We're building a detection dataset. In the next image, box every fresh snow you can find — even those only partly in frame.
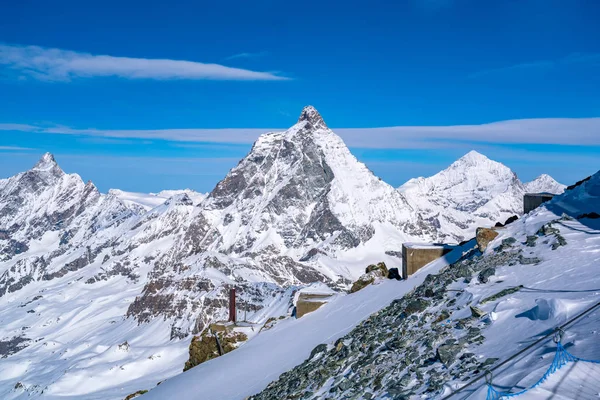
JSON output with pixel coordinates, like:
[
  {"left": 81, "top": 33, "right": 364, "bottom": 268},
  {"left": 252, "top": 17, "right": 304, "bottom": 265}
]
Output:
[
  {"left": 444, "top": 216, "right": 600, "bottom": 398},
  {"left": 142, "top": 241, "right": 475, "bottom": 400}
]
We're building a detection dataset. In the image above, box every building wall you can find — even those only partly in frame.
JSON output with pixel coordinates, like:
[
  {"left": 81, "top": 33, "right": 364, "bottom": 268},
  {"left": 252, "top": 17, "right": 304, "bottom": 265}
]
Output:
[
  {"left": 295, "top": 293, "right": 332, "bottom": 318},
  {"left": 524, "top": 194, "right": 555, "bottom": 214},
  {"left": 402, "top": 244, "right": 452, "bottom": 277}
]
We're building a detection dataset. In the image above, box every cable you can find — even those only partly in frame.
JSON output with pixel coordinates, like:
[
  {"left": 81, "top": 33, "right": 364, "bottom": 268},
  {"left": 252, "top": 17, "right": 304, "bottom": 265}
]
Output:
[{"left": 439, "top": 299, "right": 600, "bottom": 400}]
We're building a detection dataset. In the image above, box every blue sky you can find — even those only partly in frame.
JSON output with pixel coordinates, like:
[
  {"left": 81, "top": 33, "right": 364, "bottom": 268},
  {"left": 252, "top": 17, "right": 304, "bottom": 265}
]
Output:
[{"left": 0, "top": 0, "right": 598, "bottom": 192}]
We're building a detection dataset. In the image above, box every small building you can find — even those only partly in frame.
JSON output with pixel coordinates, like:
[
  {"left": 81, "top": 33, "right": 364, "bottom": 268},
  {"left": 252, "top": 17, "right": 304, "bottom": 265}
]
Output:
[
  {"left": 524, "top": 192, "right": 555, "bottom": 214},
  {"left": 402, "top": 243, "right": 455, "bottom": 278},
  {"left": 295, "top": 292, "right": 334, "bottom": 318}
]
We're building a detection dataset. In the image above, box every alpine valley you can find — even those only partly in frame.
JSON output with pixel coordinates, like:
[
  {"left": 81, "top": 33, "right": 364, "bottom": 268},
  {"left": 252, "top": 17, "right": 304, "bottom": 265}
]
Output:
[{"left": 0, "top": 107, "right": 568, "bottom": 399}]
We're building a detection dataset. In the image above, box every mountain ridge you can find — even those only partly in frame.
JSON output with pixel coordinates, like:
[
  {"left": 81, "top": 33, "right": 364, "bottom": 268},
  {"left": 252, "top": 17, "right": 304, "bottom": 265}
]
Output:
[{"left": 0, "top": 106, "right": 569, "bottom": 399}]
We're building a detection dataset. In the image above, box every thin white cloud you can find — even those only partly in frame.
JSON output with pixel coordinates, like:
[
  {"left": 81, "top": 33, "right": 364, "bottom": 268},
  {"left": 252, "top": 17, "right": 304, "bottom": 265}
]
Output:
[
  {"left": 224, "top": 51, "right": 268, "bottom": 61},
  {"left": 0, "top": 123, "right": 39, "bottom": 131},
  {"left": 0, "top": 44, "right": 289, "bottom": 82},
  {"left": 0, "top": 145, "right": 35, "bottom": 151},
  {"left": 1, "top": 117, "right": 599, "bottom": 148},
  {"left": 469, "top": 53, "right": 600, "bottom": 79},
  {"left": 336, "top": 118, "right": 600, "bottom": 147}
]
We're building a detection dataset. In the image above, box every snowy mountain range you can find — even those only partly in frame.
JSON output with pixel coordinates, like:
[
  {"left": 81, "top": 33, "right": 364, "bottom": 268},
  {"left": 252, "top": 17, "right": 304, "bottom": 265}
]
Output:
[
  {"left": 144, "top": 171, "right": 600, "bottom": 400},
  {"left": 398, "top": 151, "right": 566, "bottom": 242},
  {"left": 0, "top": 106, "right": 568, "bottom": 399}
]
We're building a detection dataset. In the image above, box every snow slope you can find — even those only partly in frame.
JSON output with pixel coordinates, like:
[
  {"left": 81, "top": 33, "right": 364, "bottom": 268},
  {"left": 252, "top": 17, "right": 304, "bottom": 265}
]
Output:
[
  {"left": 518, "top": 361, "right": 600, "bottom": 400},
  {"left": 446, "top": 212, "right": 600, "bottom": 398},
  {"left": 142, "top": 240, "right": 476, "bottom": 400},
  {"left": 232, "top": 170, "right": 600, "bottom": 400},
  {"left": 141, "top": 184, "right": 600, "bottom": 399}
]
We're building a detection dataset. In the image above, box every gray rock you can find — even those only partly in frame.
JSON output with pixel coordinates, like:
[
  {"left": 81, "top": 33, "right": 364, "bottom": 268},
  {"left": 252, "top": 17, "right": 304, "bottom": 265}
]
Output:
[
  {"left": 437, "top": 344, "right": 461, "bottom": 367},
  {"left": 478, "top": 267, "right": 496, "bottom": 283}
]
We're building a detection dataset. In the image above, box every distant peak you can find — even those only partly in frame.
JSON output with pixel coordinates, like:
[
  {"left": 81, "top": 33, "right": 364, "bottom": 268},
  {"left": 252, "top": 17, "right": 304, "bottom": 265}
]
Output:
[
  {"left": 450, "top": 150, "right": 510, "bottom": 172},
  {"left": 459, "top": 150, "right": 489, "bottom": 163},
  {"left": 534, "top": 174, "right": 553, "bottom": 181},
  {"left": 297, "top": 105, "right": 327, "bottom": 129}
]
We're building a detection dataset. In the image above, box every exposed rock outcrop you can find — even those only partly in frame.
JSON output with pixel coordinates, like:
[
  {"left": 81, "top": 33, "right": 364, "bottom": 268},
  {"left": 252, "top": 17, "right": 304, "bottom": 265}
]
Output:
[
  {"left": 183, "top": 326, "right": 248, "bottom": 371},
  {"left": 476, "top": 227, "right": 498, "bottom": 251}
]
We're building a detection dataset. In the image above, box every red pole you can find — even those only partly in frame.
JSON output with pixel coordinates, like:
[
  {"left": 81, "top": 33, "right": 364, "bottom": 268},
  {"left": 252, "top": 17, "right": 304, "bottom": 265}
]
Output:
[{"left": 229, "top": 287, "right": 236, "bottom": 323}]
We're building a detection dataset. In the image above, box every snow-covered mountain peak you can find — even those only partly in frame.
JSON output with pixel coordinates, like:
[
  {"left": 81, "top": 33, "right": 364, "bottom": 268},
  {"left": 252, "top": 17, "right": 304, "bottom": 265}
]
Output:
[
  {"left": 202, "top": 105, "right": 434, "bottom": 263},
  {"left": 524, "top": 174, "right": 566, "bottom": 194},
  {"left": 32, "top": 152, "right": 63, "bottom": 177},
  {"left": 397, "top": 151, "right": 566, "bottom": 242},
  {"left": 451, "top": 150, "right": 506, "bottom": 171},
  {"left": 297, "top": 105, "right": 327, "bottom": 130},
  {"left": 409, "top": 151, "right": 518, "bottom": 195},
  {"left": 35, "top": 151, "right": 56, "bottom": 166}
]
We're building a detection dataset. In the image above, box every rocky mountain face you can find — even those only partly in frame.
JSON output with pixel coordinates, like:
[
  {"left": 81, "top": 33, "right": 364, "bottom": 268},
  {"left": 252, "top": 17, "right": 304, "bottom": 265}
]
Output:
[
  {"left": 398, "top": 151, "right": 565, "bottom": 242},
  {"left": 202, "top": 106, "right": 437, "bottom": 260},
  {"left": 124, "top": 106, "right": 444, "bottom": 334}
]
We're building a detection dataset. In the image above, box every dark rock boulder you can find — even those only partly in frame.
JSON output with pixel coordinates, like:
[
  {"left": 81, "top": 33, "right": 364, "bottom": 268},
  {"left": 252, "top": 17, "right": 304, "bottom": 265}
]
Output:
[{"left": 388, "top": 268, "right": 401, "bottom": 280}]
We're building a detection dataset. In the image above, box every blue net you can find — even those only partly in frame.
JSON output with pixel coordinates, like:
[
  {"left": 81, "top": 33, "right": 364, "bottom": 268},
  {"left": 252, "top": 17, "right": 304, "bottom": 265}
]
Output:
[{"left": 485, "top": 342, "right": 600, "bottom": 400}]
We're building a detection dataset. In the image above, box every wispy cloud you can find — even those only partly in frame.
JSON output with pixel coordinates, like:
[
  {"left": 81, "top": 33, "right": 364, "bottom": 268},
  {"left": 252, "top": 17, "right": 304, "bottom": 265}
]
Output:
[
  {"left": 224, "top": 51, "right": 268, "bottom": 61},
  {"left": 0, "top": 145, "right": 36, "bottom": 151},
  {"left": 469, "top": 52, "right": 600, "bottom": 79},
  {"left": 2, "top": 117, "right": 600, "bottom": 148},
  {"left": 0, "top": 44, "right": 289, "bottom": 82}
]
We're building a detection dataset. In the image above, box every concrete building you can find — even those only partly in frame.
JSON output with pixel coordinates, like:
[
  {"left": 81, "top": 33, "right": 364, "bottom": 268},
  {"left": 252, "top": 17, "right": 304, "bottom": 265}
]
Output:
[
  {"left": 402, "top": 243, "right": 455, "bottom": 278},
  {"left": 295, "top": 293, "right": 334, "bottom": 318},
  {"left": 524, "top": 192, "right": 555, "bottom": 214}
]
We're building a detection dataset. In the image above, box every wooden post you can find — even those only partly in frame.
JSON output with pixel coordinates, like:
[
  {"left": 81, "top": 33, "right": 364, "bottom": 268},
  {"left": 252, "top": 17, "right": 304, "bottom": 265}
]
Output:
[{"left": 229, "top": 287, "right": 236, "bottom": 323}]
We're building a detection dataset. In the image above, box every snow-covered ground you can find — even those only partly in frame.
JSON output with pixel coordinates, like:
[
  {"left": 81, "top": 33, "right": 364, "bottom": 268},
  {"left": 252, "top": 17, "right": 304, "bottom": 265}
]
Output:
[
  {"left": 141, "top": 241, "right": 475, "bottom": 400},
  {"left": 139, "top": 171, "right": 599, "bottom": 400},
  {"left": 518, "top": 361, "right": 600, "bottom": 400},
  {"left": 140, "top": 207, "right": 600, "bottom": 400},
  {"left": 444, "top": 213, "right": 600, "bottom": 399},
  {"left": 0, "top": 269, "right": 189, "bottom": 400},
  {"left": 442, "top": 175, "right": 600, "bottom": 399}
]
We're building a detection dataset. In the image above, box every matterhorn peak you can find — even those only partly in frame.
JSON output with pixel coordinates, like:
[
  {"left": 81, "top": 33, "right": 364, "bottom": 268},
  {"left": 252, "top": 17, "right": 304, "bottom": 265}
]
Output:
[
  {"left": 297, "top": 105, "right": 327, "bottom": 129},
  {"left": 33, "top": 152, "right": 63, "bottom": 175}
]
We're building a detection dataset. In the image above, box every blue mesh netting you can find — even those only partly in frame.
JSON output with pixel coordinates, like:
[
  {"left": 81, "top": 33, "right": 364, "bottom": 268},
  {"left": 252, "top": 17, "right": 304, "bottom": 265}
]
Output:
[{"left": 485, "top": 342, "right": 600, "bottom": 400}]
